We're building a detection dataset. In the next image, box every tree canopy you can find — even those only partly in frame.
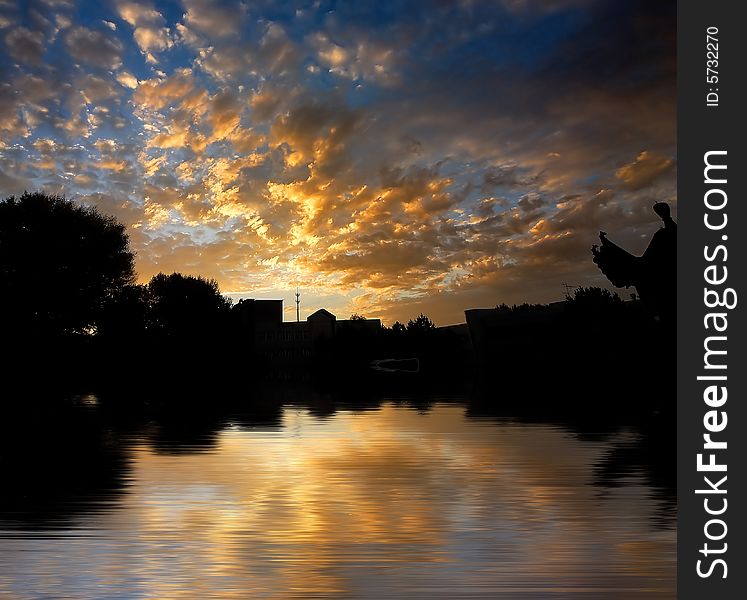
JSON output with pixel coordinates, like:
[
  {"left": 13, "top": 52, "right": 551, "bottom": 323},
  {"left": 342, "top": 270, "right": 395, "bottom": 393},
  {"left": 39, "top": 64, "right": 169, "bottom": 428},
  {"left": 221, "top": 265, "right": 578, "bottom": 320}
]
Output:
[
  {"left": 391, "top": 321, "right": 407, "bottom": 333},
  {"left": 146, "top": 272, "right": 232, "bottom": 339},
  {"left": 406, "top": 313, "right": 436, "bottom": 332},
  {"left": 0, "top": 192, "right": 135, "bottom": 337}
]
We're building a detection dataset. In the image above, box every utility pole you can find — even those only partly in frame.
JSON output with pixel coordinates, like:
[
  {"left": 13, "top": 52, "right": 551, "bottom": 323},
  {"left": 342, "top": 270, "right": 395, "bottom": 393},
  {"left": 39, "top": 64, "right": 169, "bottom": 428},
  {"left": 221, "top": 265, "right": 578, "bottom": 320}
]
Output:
[{"left": 295, "top": 288, "right": 300, "bottom": 322}]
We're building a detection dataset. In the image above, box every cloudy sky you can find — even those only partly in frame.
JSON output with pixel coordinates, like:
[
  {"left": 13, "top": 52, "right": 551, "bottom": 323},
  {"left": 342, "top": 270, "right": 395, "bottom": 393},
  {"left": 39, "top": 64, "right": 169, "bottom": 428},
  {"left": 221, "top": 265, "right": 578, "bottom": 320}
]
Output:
[{"left": 0, "top": 0, "right": 675, "bottom": 324}]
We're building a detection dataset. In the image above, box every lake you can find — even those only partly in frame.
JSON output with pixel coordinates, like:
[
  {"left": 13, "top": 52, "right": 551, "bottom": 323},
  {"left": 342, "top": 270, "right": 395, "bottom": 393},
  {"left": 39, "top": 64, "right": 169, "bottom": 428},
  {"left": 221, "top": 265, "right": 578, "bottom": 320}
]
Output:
[{"left": 0, "top": 398, "right": 675, "bottom": 598}]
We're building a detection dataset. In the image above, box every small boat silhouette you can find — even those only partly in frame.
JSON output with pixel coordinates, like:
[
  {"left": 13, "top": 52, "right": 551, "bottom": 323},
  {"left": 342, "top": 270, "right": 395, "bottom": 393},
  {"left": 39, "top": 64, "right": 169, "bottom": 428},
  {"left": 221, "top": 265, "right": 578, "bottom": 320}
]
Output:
[{"left": 369, "top": 358, "right": 420, "bottom": 373}]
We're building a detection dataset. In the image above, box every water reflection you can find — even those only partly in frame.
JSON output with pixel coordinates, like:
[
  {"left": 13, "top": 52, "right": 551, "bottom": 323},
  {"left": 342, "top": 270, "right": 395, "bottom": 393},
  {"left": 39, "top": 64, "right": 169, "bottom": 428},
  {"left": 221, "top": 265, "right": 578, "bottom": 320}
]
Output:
[
  {"left": 0, "top": 399, "right": 131, "bottom": 530},
  {"left": 0, "top": 400, "right": 675, "bottom": 598}
]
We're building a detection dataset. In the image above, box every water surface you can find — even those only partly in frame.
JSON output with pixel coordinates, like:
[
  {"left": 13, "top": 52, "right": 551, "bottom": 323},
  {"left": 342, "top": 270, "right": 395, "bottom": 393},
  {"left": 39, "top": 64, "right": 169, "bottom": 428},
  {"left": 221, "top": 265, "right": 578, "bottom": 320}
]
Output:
[{"left": 0, "top": 400, "right": 675, "bottom": 598}]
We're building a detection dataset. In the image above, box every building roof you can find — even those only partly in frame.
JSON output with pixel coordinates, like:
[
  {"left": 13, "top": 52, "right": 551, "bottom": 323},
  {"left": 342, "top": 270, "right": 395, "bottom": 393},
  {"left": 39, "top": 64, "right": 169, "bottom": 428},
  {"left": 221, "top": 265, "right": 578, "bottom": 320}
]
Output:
[{"left": 308, "top": 308, "right": 336, "bottom": 320}]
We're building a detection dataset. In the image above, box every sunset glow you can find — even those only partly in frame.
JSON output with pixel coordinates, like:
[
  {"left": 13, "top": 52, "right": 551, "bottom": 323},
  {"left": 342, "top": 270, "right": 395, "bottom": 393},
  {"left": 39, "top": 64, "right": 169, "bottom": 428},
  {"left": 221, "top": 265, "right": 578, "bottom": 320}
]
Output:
[{"left": 0, "top": 0, "right": 676, "bottom": 323}]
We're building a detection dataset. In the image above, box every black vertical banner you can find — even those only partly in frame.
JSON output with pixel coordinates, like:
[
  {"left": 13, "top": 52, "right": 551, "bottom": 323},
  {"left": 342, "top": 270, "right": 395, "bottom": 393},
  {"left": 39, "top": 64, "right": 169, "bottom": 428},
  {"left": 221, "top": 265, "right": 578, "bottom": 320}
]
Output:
[{"left": 678, "top": 2, "right": 746, "bottom": 598}]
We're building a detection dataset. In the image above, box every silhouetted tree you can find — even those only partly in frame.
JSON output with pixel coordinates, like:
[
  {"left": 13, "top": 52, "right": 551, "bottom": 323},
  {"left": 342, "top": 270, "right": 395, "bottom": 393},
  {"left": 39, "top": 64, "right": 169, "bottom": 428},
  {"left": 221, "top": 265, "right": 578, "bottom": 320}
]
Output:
[
  {"left": 406, "top": 313, "right": 435, "bottom": 332},
  {"left": 0, "top": 192, "right": 135, "bottom": 338},
  {"left": 146, "top": 272, "right": 232, "bottom": 340},
  {"left": 391, "top": 321, "right": 406, "bottom": 333},
  {"left": 97, "top": 284, "right": 149, "bottom": 340},
  {"left": 349, "top": 313, "right": 366, "bottom": 321}
]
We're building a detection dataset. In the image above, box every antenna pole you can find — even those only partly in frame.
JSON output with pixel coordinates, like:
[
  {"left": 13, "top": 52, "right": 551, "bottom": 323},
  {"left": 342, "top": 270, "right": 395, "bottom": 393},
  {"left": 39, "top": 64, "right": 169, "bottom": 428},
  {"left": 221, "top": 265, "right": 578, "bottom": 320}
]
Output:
[{"left": 295, "top": 288, "right": 300, "bottom": 322}]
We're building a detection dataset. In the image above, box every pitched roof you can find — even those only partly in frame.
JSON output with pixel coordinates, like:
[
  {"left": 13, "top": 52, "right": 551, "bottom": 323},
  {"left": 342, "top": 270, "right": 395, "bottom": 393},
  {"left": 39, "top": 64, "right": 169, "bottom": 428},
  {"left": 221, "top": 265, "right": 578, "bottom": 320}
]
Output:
[{"left": 308, "top": 308, "right": 336, "bottom": 320}]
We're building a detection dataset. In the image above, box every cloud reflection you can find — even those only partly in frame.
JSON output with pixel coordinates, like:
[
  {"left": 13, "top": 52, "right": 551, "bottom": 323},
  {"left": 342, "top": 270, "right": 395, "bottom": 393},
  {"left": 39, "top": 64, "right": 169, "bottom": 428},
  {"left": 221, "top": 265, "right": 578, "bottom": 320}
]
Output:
[{"left": 0, "top": 404, "right": 674, "bottom": 598}]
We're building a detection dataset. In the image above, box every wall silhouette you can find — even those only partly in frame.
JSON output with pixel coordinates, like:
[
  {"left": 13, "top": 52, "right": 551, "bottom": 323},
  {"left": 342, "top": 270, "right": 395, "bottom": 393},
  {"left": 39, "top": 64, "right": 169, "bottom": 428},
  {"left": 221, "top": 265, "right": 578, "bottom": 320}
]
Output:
[{"left": 466, "top": 287, "right": 673, "bottom": 412}]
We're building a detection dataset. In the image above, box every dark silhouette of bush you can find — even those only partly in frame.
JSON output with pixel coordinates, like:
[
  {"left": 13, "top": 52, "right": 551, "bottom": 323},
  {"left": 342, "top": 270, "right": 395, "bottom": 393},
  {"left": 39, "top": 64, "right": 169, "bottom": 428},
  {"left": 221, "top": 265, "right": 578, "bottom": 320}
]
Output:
[
  {"left": 0, "top": 192, "right": 135, "bottom": 338},
  {"left": 564, "top": 286, "right": 623, "bottom": 309},
  {"left": 562, "top": 286, "right": 629, "bottom": 337},
  {"left": 496, "top": 302, "right": 547, "bottom": 313}
]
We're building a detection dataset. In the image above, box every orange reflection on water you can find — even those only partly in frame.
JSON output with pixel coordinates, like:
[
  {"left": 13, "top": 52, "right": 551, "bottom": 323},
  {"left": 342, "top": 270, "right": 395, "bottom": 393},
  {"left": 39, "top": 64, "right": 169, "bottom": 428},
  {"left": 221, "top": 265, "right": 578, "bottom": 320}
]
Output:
[{"left": 0, "top": 404, "right": 675, "bottom": 598}]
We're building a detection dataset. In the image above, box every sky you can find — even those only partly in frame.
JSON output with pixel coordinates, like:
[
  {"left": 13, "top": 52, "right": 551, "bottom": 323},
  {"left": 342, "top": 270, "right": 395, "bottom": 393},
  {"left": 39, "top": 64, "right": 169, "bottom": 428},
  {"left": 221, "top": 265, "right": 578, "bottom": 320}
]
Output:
[{"left": 0, "top": 0, "right": 676, "bottom": 325}]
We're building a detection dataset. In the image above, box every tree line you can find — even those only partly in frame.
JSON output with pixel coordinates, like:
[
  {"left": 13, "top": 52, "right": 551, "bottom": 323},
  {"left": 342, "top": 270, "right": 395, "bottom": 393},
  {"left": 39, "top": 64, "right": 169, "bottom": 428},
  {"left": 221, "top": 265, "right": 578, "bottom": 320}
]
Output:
[
  {"left": 1, "top": 192, "right": 446, "bottom": 392},
  {"left": 1, "top": 192, "right": 443, "bottom": 341}
]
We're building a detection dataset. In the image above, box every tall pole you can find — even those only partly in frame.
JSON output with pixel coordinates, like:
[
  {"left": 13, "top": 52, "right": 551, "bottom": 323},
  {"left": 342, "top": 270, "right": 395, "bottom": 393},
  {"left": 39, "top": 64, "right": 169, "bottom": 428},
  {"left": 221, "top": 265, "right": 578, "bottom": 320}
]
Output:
[{"left": 295, "top": 288, "right": 300, "bottom": 322}]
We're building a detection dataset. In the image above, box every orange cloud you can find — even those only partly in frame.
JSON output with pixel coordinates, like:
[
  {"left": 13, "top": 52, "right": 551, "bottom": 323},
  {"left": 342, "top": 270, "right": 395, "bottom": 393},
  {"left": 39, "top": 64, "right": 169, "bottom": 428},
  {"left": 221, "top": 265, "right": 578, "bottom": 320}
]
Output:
[{"left": 615, "top": 151, "right": 675, "bottom": 190}]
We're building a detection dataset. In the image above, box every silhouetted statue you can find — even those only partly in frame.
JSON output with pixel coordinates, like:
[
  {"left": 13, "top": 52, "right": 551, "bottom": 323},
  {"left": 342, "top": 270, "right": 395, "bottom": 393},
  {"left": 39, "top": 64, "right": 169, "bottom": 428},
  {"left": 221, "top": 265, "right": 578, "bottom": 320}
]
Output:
[{"left": 592, "top": 202, "right": 676, "bottom": 324}]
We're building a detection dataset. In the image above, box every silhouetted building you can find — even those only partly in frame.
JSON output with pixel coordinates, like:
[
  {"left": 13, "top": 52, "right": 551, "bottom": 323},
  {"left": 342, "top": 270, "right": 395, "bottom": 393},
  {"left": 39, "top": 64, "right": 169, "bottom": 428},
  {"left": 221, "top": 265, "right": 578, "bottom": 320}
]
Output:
[
  {"left": 306, "top": 308, "right": 383, "bottom": 340},
  {"left": 436, "top": 323, "right": 473, "bottom": 356},
  {"left": 336, "top": 316, "right": 382, "bottom": 336},
  {"left": 465, "top": 303, "right": 566, "bottom": 370},
  {"left": 233, "top": 299, "right": 381, "bottom": 376},
  {"left": 308, "top": 308, "right": 336, "bottom": 341},
  {"left": 235, "top": 298, "right": 283, "bottom": 329},
  {"left": 234, "top": 299, "right": 310, "bottom": 370}
]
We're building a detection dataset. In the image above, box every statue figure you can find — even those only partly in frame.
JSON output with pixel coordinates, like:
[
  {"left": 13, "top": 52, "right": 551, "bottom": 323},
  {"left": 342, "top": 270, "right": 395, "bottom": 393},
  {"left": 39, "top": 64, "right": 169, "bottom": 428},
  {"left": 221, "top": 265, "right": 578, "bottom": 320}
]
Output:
[{"left": 592, "top": 202, "right": 676, "bottom": 325}]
